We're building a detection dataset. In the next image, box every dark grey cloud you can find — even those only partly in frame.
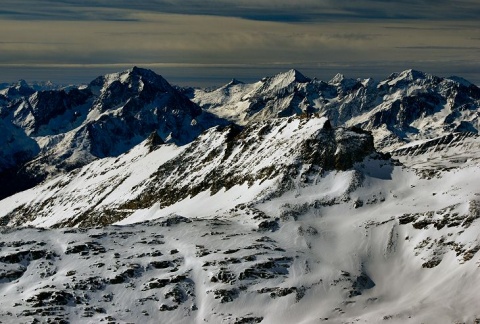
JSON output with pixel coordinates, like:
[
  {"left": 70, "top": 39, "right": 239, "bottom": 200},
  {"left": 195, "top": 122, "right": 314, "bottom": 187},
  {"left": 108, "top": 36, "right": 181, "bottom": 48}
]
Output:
[
  {"left": 1, "top": 0, "right": 480, "bottom": 22},
  {"left": 398, "top": 46, "right": 480, "bottom": 50}
]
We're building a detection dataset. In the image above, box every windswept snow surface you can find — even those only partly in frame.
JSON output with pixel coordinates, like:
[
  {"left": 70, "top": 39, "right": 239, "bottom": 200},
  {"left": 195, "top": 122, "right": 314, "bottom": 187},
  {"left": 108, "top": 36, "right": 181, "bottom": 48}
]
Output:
[
  {"left": 0, "top": 162, "right": 479, "bottom": 323},
  {"left": 0, "top": 139, "right": 185, "bottom": 228}
]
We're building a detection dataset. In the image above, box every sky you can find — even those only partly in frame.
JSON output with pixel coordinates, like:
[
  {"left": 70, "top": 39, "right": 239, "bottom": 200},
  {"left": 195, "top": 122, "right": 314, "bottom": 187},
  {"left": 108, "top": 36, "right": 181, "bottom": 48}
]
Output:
[{"left": 0, "top": 0, "right": 479, "bottom": 87}]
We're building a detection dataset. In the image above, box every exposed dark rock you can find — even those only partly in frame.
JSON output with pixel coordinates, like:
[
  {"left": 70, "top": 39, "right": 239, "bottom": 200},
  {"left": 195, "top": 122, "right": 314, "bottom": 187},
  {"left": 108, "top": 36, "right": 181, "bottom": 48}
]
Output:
[
  {"left": 26, "top": 290, "right": 76, "bottom": 307},
  {"left": 0, "top": 249, "right": 51, "bottom": 263},
  {"left": 65, "top": 242, "right": 106, "bottom": 255},
  {"left": 165, "top": 284, "right": 187, "bottom": 304},
  {"left": 257, "top": 287, "right": 297, "bottom": 298},
  {"left": 422, "top": 259, "right": 442, "bottom": 269},
  {"left": 234, "top": 316, "right": 264, "bottom": 324},
  {"left": 0, "top": 266, "right": 27, "bottom": 282},
  {"left": 213, "top": 288, "right": 239, "bottom": 303},
  {"left": 239, "top": 258, "right": 293, "bottom": 280},
  {"left": 257, "top": 220, "right": 279, "bottom": 232},
  {"left": 349, "top": 273, "right": 375, "bottom": 297},
  {"left": 159, "top": 304, "right": 178, "bottom": 311},
  {"left": 149, "top": 261, "right": 173, "bottom": 269}
]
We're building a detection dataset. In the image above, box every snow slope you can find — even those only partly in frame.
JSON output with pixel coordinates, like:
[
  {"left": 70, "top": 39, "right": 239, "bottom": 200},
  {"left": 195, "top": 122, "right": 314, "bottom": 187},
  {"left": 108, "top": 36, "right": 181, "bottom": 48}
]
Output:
[
  {"left": 0, "top": 148, "right": 479, "bottom": 323},
  {"left": 0, "top": 115, "right": 376, "bottom": 227}
]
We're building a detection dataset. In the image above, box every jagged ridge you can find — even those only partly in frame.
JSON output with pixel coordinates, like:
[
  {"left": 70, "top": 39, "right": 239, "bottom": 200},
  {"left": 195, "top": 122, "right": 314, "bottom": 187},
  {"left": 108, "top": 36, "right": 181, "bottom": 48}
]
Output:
[
  {"left": 190, "top": 68, "right": 480, "bottom": 151},
  {"left": 0, "top": 115, "right": 377, "bottom": 227}
]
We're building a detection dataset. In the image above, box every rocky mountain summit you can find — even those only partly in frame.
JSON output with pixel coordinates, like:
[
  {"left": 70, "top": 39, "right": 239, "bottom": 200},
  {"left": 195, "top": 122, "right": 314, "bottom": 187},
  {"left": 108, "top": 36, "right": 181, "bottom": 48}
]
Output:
[
  {"left": 0, "top": 68, "right": 480, "bottom": 323},
  {"left": 0, "top": 67, "right": 227, "bottom": 199}
]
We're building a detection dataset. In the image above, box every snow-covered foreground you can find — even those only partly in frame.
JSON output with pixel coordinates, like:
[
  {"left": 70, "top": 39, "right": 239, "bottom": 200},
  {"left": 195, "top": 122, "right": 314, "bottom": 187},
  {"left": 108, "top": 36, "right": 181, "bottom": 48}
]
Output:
[
  {"left": 1, "top": 139, "right": 480, "bottom": 322},
  {"left": 0, "top": 114, "right": 480, "bottom": 322},
  {"left": 1, "top": 177, "right": 479, "bottom": 323}
]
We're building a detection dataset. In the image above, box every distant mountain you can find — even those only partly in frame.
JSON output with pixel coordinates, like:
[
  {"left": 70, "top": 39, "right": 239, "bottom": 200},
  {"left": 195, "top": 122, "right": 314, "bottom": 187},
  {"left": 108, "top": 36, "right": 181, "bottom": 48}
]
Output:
[
  {"left": 188, "top": 69, "right": 314, "bottom": 124},
  {"left": 0, "top": 67, "right": 228, "bottom": 199},
  {"left": 0, "top": 79, "right": 70, "bottom": 94},
  {"left": 189, "top": 69, "right": 480, "bottom": 151}
]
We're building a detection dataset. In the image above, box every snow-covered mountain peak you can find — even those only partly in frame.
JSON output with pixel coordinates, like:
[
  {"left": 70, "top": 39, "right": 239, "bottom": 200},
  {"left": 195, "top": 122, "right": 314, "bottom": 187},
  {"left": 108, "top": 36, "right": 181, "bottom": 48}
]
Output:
[
  {"left": 15, "top": 79, "right": 29, "bottom": 89},
  {"left": 89, "top": 67, "right": 173, "bottom": 98},
  {"left": 265, "top": 68, "right": 310, "bottom": 86},
  {"left": 0, "top": 68, "right": 231, "bottom": 200},
  {"left": 256, "top": 69, "right": 311, "bottom": 94},
  {"left": 191, "top": 69, "right": 317, "bottom": 125},
  {"left": 329, "top": 73, "right": 346, "bottom": 85},
  {"left": 383, "top": 69, "right": 434, "bottom": 87},
  {"left": 0, "top": 79, "right": 35, "bottom": 98},
  {"left": 327, "top": 73, "right": 363, "bottom": 94},
  {"left": 399, "top": 68, "right": 426, "bottom": 79},
  {"left": 191, "top": 68, "right": 480, "bottom": 153}
]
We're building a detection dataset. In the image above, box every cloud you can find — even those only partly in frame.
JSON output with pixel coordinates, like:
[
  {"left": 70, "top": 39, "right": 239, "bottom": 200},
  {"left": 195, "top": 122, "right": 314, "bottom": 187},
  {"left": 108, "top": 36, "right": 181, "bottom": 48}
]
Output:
[
  {"left": 0, "top": 1, "right": 479, "bottom": 86},
  {"left": 398, "top": 46, "right": 480, "bottom": 50},
  {"left": 1, "top": 0, "right": 480, "bottom": 22},
  {"left": 0, "top": 14, "right": 477, "bottom": 66}
]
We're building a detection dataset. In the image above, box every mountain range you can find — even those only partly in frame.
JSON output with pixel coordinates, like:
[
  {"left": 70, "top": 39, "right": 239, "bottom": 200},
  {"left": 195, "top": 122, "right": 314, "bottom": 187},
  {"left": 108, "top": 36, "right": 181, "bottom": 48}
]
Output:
[{"left": 0, "top": 67, "right": 479, "bottom": 323}]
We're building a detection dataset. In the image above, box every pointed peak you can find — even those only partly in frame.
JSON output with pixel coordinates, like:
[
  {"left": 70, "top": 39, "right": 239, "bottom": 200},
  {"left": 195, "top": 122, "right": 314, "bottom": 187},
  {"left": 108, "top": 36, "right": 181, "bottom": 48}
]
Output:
[
  {"left": 129, "top": 66, "right": 157, "bottom": 77},
  {"left": 290, "top": 69, "right": 310, "bottom": 82},
  {"left": 384, "top": 69, "right": 430, "bottom": 87},
  {"left": 123, "top": 66, "right": 162, "bottom": 81},
  {"left": 97, "top": 67, "right": 165, "bottom": 84},
  {"left": 2, "top": 79, "right": 35, "bottom": 97},
  {"left": 89, "top": 66, "right": 172, "bottom": 94},
  {"left": 398, "top": 69, "right": 427, "bottom": 80},
  {"left": 281, "top": 69, "right": 310, "bottom": 83},
  {"left": 16, "top": 79, "right": 29, "bottom": 88},
  {"left": 329, "top": 73, "right": 345, "bottom": 84},
  {"left": 261, "top": 69, "right": 310, "bottom": 91}
]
